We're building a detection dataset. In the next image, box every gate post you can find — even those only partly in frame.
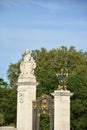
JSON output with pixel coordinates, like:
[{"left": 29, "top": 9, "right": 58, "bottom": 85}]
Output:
[
  {"left": 52, "top": 90, "right": 73, "bottom": 130},
  {"left": 17, "top": 50, "right": 37, "bottom": 130}
]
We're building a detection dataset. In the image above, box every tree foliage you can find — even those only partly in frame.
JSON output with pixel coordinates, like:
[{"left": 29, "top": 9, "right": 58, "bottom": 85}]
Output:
[
  {"left": 7, "top": 62, "right": 20, "bottom": 88},
  {"left": 0, "top": 78, "right": 17, "bottom": 126},
  {"left": 0, "top": 78, "right": 8, "bottom": 88},
  {"left": 68, "top": 75, "right": 87, "bottom": 130},
  {"left": 40, "top": 114, "right": 50, "bottom": 130},
  {"left": 0, "top": 113, "right": 4, "bottom": 125}
]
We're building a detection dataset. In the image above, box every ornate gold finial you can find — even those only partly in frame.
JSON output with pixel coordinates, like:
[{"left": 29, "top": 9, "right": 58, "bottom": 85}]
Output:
[{"left": 56, "top": 68, "right": 68, "bottom": 90}]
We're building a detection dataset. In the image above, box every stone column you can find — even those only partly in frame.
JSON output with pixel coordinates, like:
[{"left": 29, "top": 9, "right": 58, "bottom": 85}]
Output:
[
  {"left": 52, "top": 90, "right": 73, "bottom": 130},
  {"left": 17, "top": 49, "right": 37, "bottom": 130}
]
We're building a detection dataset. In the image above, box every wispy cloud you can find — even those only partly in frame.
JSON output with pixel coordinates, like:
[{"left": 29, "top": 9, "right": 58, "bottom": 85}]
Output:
[
  {"left": 0, "top": 0, "right": 32, "bottom": 8},
  {"left": 0, "top": 0, "right": 57, "bottom": 9},
  {"left": 0, "top": 18, "right": 86, "bottom": 31},
  {"left": 0, "top": 0, "right": 74, "bottom": 8},
  {"left": 31, "top": 0, "right": 87, "bottom": 11},
  {"left": 32, "top": 1, "right": 64, "bottom": 11},
  {"left": 0, "top": 0, "right": 87, "bottom": 11}
]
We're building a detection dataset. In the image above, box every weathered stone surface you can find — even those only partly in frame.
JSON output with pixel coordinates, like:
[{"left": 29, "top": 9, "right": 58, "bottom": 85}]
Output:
[{"left": 52, "top": 90, "right": 73, "bottom": 130}]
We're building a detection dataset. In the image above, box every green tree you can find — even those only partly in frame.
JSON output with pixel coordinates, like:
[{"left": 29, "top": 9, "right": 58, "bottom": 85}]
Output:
[
  {"left": 68, "top": 75, "right": 87, "bottom": 130},
  {"left": 0, "top": 78, "right": 17, "bottom": 126},
  {"left": 4, "top": 87, "right": 17, "bottom": 126},
  {"left": 0, "top": 113, "right": 4, "bottom": 125},
  {"left": 0, "top": 78, "right": 10, "bottom": 126},
  {"left": 7, "top": 62, "right": 20, "bottom": 88},
  {"left": 0, "top": 78, "right": 8, "bottom": 88}
]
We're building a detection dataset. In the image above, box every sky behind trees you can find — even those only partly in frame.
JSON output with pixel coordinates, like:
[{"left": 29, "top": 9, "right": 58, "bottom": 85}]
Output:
[{"left": 0, "top": 0, "right": 87, "bottom": 81}]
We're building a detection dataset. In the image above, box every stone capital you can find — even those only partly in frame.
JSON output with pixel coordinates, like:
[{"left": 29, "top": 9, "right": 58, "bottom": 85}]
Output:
[{"left": 51, "top": 90, "right": 73, "bottom": 97}]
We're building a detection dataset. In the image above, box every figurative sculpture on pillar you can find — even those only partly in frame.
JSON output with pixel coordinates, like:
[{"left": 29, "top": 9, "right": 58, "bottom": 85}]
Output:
[
  {"left": 17, "top": 49, "right": 37, "bottom": 130},
  {"left": 56, "top": 68, "right": 68, "bottom": 90},
  {"left": 19, "top": 49, "right": 36, "bottom": 79}
]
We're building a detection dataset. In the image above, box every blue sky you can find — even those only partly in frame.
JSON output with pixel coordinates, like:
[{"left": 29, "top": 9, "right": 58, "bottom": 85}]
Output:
[{"left": 0, "top": 0, "right": 87, "bottom": 82}]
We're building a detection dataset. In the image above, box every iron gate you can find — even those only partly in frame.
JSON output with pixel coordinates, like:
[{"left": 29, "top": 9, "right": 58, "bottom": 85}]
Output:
[{"left": 33, "top": 94, "right": 54, "bottom": 130}]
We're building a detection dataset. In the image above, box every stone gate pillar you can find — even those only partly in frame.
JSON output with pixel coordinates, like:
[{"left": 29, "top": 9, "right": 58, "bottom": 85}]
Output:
[
  {"left": 52, "top": 90, "right": 73, "bottom": 130},
  {"left": 52, "top": 68, "right": 73, "bottom": 130},
  {"left": 17, "top": 49, "right": 37, "bottom": 130}
]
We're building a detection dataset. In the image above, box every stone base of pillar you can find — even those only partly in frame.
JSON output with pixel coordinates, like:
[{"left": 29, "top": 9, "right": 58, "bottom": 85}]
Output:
[{"left": 52, "top": 90, "right": 73, "bottom": 130}]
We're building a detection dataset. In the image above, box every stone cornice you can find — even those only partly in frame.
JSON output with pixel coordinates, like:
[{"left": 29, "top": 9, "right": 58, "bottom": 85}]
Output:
[
  {"left": 17, "top": 81, "right": 38, "bottom": 86},
  {"left": 51, "top": 90, "right": 73, "bottom": 97}
]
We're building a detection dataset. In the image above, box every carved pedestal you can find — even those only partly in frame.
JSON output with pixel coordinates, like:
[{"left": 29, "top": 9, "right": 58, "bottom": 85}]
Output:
[{"left": 52, "top": 90, "right": 73, "bottom": 130}]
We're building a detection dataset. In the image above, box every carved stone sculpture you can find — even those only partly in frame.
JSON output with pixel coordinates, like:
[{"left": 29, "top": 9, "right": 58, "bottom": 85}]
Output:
[{"left": 19, "top": 49, "right": 36, "bottom": 79}]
